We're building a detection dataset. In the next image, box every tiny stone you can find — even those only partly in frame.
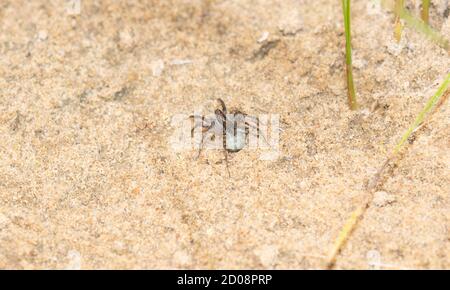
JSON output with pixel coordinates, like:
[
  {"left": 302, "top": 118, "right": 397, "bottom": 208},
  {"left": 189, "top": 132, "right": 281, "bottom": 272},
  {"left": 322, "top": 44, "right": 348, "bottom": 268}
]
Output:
[
  {"left": 373, "top": 191, "right": 396, "bottom": 207},
  {"left": 38, "top": 30, "right": 48, "bottom": 41},
  {"left": 257, "top": 31, "right": 269, "bottom": 43},
  {"left": 360, "top": 108, "right": 371, "bottom": 117},
  {"left": 254, "top": 245, "right": 278, "bottom": 267},
  {"left": 173, "top": 250, "right": 191, "bottom": 266},
  {"left": 151, "top": 60, "right": 165, "bottom": 77},
  {"left": 65, "top": 250, "right": 82, "bottom": 270}
]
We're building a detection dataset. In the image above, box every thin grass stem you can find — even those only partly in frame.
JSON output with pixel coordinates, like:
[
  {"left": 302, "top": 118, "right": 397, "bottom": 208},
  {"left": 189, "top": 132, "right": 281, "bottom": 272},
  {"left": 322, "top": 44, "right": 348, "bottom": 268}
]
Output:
[
  {"left": 394, "top": 0, "right": 405, "bottom": 42},
  {"left": 421, "top": 0, "right": 430, "bottom": 24},
  {"left": 393, "top": 72, "right": 450, "bottom": 155},
  {"left": 399, "top": 5, "right": 449, "bottom": 49},
  {"left": 326, "top": 72, "right": 450, "bottom": 269},
  {"left": 342, "top": 0, "right": 358, "bottom": 110}
]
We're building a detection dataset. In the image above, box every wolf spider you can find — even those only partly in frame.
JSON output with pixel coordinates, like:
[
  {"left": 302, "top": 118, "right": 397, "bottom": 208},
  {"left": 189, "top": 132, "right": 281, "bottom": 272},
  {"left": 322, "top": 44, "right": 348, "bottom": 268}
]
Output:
[{"left": 189, "top": 98, "right": 269, "bottom": 176}]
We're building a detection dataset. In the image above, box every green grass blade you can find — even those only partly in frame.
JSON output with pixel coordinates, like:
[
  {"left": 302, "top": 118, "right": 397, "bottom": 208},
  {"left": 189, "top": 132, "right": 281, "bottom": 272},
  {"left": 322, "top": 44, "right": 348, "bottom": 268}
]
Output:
[
  {"left": 394, "top": 0, "right": 405, "bottom": 42},
  {"left": 342, "top": 0, "right": 358, "bottom": 110},
  {"left": 421, "top": 0, "right": 430, "bottom": 24},
  {"left": 399, "top": 6, "right": 449, "bottom": 49},
  {"left": 393, "top": 73, "right": 450, "bottom": 155}
]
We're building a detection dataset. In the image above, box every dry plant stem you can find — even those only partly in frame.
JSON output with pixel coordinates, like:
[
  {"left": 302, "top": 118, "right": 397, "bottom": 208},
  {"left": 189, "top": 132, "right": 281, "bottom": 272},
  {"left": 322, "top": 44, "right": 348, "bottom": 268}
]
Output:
[
  {"left": 326, "top": 201, "right": 369, "bottom": 269},
  {"left": 394, "top": 0, "right": 405, "bottom": 42},
  {"left": 342, "top": 0, "right": 358, "bottom": 110},
  {"left": 421, "top": 0, "right": 430, "bottom": 24},
  {"left": 326, "top": 159, "right": 390, "bottom": 269},
  {"left": 326, "top": 73, "right": 450, "bottom": 269}
]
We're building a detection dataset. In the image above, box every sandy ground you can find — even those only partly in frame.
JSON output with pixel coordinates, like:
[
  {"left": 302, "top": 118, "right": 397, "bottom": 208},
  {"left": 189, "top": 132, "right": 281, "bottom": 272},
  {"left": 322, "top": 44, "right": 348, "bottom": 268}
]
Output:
[{"left": 0, "top": 0, "right": 449, "bottom": 269}]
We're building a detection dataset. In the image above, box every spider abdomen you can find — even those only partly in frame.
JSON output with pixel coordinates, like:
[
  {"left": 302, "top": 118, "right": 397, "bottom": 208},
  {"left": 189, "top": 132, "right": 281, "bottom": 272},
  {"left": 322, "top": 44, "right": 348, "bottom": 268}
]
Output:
[{"left": 225, "top": 128, "right": 246, "bottom": 152}]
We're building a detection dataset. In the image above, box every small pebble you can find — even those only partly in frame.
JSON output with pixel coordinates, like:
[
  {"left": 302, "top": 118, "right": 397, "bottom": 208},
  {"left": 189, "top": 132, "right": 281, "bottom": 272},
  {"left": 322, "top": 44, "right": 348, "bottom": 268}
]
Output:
[
  {"left": 254, "top": 245, "right": 278, "bottom": 267},
  {"left": 37, "top": 30, "right": 48, "bottom": 41},
  {"left": 373, "top": 191, "right": 396, "bottom": 207},
  {"left": 173, "top": 250, "right": 191, "bottom": 266},
  {"left": 151, "top": 59, "right": 165, "bottom": 77},
  {"left": 65, "top": 250, "right": 82, "bottom": 270},
  {"left": 257, "top": 31, "right": 269, "bottom": 43}
]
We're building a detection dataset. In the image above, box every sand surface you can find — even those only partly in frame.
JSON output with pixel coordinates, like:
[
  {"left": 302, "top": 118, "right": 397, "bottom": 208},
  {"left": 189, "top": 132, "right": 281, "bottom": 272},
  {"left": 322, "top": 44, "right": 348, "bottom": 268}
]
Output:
[{"left": 0, "top": 0, "right": 449, "bottom": 269}]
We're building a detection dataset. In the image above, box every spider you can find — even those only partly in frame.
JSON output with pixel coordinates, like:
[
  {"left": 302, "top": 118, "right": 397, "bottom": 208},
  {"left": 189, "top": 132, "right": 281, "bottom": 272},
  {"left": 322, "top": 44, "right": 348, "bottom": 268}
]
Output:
[{"left": 189, "top": 98, "right": 269, "bottom": 176}]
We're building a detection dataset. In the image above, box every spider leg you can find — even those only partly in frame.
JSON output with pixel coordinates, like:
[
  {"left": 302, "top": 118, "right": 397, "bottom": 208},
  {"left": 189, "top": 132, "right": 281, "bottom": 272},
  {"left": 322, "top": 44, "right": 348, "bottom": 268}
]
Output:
[
  {"left": 223, "top": 150, "right": 231, "bottom": 177},
  {"left": 189, "top": 114, "right": 214, "bottom": 137},
  {"left": 221, "top": 131, "right": 231, "bottom": 177},
  {"left": 189, "top": 114, "right": 215, "bottom": 125},
  {"left": 194, "top": 123, "right": 214, "bottom": 160},
  {"left": 232, "top": 110, "right": 263, "bottom": 131},
  {"left": 244, "top": 120, "right": 274, "bottom": 150},
  {"left": 214, "top": 109, "right": 226, "bottom": 125},
  {"left": 191, "top": 122, "right": 211, "bottom": 137},
  {"left": 244, "top": 115, "right": 261, "bottom": 125},
  {"left": 189, "top": 115, "right": 202, "bottom": 131},
  {"left": 235, "top": 112, "right": 269, "bottom": 129},
  {"left": 189, "top": 114, "right": 202, "bottom": 119},
  {"left": 189, "top": 114, "right": 205, "bottom": 125},
  {"left": 217, "top": 98, "right": 227, "bottom": 115},
  {"left": 244, "top": 114, "right": 283, "bottom": 141}
]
